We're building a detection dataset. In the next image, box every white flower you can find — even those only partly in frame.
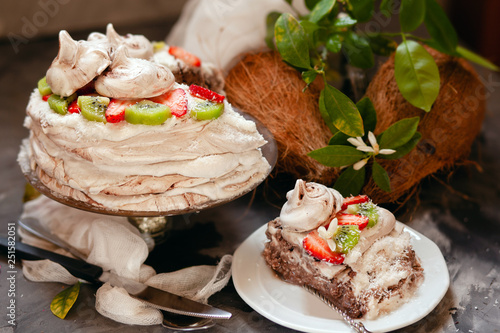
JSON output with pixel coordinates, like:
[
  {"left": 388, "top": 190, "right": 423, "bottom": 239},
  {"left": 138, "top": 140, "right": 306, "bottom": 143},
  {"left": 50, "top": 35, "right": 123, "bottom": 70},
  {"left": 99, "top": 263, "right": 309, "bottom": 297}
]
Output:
[
  {"left": 317, "top": 218, "right": 338, "bottom": 251},
  {"left": 353, "top": 157, "right": 369, "bottom": 170},
  {"left": 348, "top": 131, "right": 396, "bottom": 156}
]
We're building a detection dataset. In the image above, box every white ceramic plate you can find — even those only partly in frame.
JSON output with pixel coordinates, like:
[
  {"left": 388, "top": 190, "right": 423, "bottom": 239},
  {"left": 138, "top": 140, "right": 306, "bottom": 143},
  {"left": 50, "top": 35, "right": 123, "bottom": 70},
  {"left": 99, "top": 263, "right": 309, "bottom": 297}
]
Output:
[{"left": 232, "top": 222, "right": 449, "bottom": 333}]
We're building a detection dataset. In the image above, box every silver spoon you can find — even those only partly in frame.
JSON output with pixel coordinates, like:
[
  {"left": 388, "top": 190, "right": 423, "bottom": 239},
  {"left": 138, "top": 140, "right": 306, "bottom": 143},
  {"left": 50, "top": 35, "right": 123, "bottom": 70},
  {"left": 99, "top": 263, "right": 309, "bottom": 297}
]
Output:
[{"left": 18, "top": 217, "right": 216, "bottom": 331}]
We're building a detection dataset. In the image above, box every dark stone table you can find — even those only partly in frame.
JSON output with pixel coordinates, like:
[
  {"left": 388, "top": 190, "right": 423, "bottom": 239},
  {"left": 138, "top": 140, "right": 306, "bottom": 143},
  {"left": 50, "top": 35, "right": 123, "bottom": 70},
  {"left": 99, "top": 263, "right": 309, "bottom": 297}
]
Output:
[{"left": 0, "top": 22, "right": 499, "bottom": 333}]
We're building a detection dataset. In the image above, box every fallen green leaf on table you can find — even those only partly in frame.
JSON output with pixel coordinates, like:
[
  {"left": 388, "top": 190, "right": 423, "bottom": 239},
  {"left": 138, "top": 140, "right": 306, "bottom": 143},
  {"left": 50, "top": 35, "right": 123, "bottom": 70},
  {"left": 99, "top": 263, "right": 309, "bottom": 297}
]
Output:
[{"left": 51, "top": 282, "right": 81, "bottom": 319}]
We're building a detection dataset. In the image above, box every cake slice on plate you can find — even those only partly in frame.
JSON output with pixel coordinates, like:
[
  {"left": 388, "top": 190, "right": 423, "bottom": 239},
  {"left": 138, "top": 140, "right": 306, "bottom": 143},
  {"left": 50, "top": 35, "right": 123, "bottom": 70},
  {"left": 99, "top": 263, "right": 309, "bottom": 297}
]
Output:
[{"left": 263, "top": 180, "right": 424, "bottom": 319}]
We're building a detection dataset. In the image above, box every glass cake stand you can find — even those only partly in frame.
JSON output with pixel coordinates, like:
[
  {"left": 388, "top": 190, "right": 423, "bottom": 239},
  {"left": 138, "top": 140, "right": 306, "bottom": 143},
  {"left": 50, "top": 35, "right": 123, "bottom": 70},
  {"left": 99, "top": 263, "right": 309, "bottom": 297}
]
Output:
[{"left": 21, "top": 109, "right": 278, "bottom": 248}]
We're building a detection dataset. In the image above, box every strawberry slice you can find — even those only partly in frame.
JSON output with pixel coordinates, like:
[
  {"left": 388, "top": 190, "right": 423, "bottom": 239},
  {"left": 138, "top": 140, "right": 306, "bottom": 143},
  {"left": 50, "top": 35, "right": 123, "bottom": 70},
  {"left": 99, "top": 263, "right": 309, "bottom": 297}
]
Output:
[
  {"left": 168, "top": 46, "right": 201, "bottom": 67},
  {"left": 105, "top": 99, "right": 136, "bottom": 123},
  {"left": 303, "top": 230, "right": 344, "bottom": 264},
  {"left": 341, "top": 194, "right": 370, "bottom": 210},
  {"left": 68, "top": 99, "right": 80, "bottom": 114},
  {"left": 150, "top": 88, "right": 188, "bottom": 117},
  {"left": 189, "top": 84, "right": 225, "bottom": 104},
  {"left": 337, "top": 213, "right": 369, "bottom": 230},
  {"left": 42, "top": 94, "right": 52, "bottom": 102}
]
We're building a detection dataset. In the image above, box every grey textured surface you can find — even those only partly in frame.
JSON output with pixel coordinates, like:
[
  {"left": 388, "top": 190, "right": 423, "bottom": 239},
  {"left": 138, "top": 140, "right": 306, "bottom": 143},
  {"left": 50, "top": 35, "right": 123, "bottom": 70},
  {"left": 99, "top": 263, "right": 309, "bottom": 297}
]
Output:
[{"left": 1, "top": 22, "right": 499, "bottom": 333}]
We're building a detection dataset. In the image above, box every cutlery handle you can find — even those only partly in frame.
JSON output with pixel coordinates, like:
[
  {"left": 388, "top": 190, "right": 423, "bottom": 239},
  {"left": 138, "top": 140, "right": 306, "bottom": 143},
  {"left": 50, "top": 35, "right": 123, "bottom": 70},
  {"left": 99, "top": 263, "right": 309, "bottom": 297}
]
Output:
[{"left": 0, "top": 236, "right": 103, "bottom": 284}]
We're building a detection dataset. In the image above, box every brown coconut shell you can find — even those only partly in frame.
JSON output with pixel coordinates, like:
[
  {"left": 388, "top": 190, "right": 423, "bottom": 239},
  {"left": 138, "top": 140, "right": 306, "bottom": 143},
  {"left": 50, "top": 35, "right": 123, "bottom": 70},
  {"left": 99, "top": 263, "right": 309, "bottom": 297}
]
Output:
[
  {"left": 225, "top": 51, "right": 338, "bottom": 184},
  {"left": 364, "top": 47, "right": 486, "bottom": 203}
]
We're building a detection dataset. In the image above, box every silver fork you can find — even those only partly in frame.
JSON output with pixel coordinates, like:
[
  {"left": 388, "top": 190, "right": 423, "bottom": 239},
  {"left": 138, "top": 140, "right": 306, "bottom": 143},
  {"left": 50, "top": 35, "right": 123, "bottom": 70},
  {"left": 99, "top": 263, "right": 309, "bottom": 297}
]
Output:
[{"left": 302, "top": 285, "right": 372, "bottom": 333}]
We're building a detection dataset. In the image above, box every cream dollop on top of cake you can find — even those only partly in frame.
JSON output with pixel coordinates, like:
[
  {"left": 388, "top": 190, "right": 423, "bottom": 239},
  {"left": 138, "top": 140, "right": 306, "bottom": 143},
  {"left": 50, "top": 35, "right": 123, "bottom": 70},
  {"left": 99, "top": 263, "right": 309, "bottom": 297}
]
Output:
[{"left": 19, "top": 25, "right": 271, "bottom": 212}]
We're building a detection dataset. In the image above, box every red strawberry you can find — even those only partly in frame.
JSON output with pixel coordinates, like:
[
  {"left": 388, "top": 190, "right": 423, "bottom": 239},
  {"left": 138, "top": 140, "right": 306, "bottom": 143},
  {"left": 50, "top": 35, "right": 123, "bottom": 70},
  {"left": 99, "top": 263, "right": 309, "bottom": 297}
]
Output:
[
  {"left": 302, "top": 230, "right": 344, "bottom": 264},
  {"left": 341, "top": 194, "right": 370, "bottom": 210},
  {"left": 68, "top": 100, "right": 80, "bottom": 114},
  {"left": 150, "top": 88, "right": 188, "bottom": 117},
  {"left": 42, "top": 94, "right": 51, "bottom": 102},
  {"left": 337, "top": 213, "right": 369, "bottom": 230},
  {"left": 168, "top": 46, "right": 201, "bottom": 67},
  {"left": 106, "top": 99, "right": 136, "bottom": 123},
  {"left": 189, "top": 84, "right": 225, "bottom": 103}
]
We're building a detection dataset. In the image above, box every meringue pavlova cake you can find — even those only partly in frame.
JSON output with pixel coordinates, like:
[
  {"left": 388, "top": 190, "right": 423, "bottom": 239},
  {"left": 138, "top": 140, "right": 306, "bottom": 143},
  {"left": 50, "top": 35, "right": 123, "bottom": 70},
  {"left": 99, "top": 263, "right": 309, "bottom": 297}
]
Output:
[
  {"left": 263, "top": 180, "right": 424, "bottom": 319},
  {"left": 18, "top": 25, "right": 271, "bottom": 213}
]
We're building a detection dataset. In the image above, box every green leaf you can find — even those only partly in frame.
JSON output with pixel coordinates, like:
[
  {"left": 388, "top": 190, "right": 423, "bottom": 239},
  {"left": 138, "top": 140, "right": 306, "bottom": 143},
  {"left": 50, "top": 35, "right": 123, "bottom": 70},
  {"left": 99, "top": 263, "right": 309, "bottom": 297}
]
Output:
[
  {"left": 275, "top": 13, "right": 312, "bottom": 69},
  {"left": 423, "top": 38, "right": 458, "bottom": 56},
  {"left": 457, "top": 46, "right": 500, "bottom": 71},
  {"left": 322, "top": 84, "right": 364, "bottom": 137},
  {"left": 308, "top": 145, "right": 366, "bottom": 167},
  {"left": 424, "top": 0, "right": 457, "bottom": 55},
  {"left": 379, "top": 0, "right": 395, "bottom": 17},
  {"left": 326, "top": 34, "right": 342, "bottom": 53},
  {"left": 302, "top": 70, "right": 318, "bottom": 90},
  {"left": 372, "top": 161, "right": 391, "bottom": 192},
  {"left": 309, "top": 0, "right": 336, "bottom": 23},
  {"left": 356, "top": 97, "right": 377, "bottom": 133},
  {"left": 300, "top": 20, "right": 319, "bottom": 36},
  {"left": 332, "top": 16, "right": 357, "bottom": 28},
  {"left": 349, "top": 0, "right": 375, "bottom": 22},
  {"left": 394, "top": 40, "right": 440, "bottom": 112},
  {"left": 305, "top": 0, "right": 321, "bottom": 10},
  {"left": 343, "top": 31, "right": 374, "bottom": 69},
  {"left": 399, "top": 0, "right": 426, "bottom": 32},
  {"left": 265, "top": 12, "right": 281, "bottom": 50},
  {"left": 378, "top": 116, "right": 420, "bottom": 149},
  {"left": 318, "top": 88, "right": 338, "bottom": 134},
  {"left": 328, "top": 131, "right": 350, "bottom": 145},
  {"left": 50, "top": 282, "right": 81, "bottom": 319},
  {"left": 334, "top": 165, "right": 366, "bottom": 196},
  {"left": 367, "top": 34, "right": 397, "bottom": 56},
  {"left": 379, "top": 131, "right": 421, "bottom": 160}
]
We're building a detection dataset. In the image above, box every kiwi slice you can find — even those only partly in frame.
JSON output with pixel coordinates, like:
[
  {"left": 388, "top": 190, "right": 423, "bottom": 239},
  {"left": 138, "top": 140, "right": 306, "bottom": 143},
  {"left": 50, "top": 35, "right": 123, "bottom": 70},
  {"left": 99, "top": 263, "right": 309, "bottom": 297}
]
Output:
[
  {"left": 152, "top": 41, "right": 166, "bottom": 52},
  {"left": 190, "top": 100, "right": 224, "bottom": 121},
  {"left": 347, "top": 203, "right": 379, "bottom": 228},
  {"left": 125, "top": 100, "right": 171, "bottom": 125},
  {"left": 47, "top": 93, "right": 77, "bottom": 115},
  {"left": 335, "top": 225, "right": 360, "bottom": 254},
  {"left": 78, "top": 95, "right": 110, "bottom": 123},
  {"left": 37, "top": 76, "right": 52, "bottom": 96}
]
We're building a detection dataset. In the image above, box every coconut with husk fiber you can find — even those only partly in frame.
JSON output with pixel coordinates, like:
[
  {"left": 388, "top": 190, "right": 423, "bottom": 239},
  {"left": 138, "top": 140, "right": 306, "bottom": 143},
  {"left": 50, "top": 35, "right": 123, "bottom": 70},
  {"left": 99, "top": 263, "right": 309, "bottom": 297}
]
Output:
[{"left": 225, "top": 47, "right": 486, "bottom": 203}]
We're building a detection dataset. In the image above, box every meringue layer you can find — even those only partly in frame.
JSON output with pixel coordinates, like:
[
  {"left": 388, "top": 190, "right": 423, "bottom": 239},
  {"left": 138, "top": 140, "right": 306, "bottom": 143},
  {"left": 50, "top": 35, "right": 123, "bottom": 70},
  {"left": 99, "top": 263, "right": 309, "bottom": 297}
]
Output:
[{"left": 20, "top": 84, "right": 271, "bottom": 212}]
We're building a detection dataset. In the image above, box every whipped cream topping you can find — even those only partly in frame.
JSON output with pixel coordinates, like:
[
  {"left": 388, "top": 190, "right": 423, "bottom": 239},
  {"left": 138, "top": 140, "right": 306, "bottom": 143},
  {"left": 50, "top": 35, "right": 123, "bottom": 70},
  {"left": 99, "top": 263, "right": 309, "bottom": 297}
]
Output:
[
  {"left": 46, "top": 30, "right": 111, "bottom": 97},
  {"left": 105, "top": 23, "right": 154, "bottom": 60},
  {"left": 95, "top": 46, "right": 175, "bottom": 99},
  {"left": 279, "top": 180, "right": 343, "bottom": 232}
]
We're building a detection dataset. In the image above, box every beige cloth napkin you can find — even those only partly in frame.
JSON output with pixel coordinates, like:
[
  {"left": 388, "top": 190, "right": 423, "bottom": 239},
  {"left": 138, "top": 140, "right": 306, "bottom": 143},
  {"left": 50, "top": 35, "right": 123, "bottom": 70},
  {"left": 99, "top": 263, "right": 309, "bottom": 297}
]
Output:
[
  {"left": 19, "top": 195, "right": 232, "bottom": 326},
  {"left": 166, "top": 0, "right": 306, "bottom": 71}
]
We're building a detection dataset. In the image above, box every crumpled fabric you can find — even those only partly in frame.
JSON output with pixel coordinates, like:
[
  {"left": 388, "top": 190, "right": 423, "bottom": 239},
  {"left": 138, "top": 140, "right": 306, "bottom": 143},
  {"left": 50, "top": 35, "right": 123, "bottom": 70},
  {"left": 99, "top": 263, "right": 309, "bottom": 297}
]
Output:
[
  {"left": 166, "top": 0, "right": 306, "bottom": 72},
  {"left": 20, "top": 195, "right": 232, "bottom": 326}
]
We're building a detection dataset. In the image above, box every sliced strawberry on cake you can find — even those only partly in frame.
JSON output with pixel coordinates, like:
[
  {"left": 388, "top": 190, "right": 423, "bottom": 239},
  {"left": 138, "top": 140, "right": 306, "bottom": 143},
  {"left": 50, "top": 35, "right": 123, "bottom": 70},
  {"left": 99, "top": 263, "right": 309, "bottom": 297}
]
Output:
[
  {"left": 105, "top": 99, "right": 136, "bottom": 123},
  {"left": 336, "top": 213, "right": 369, "bottom": 230},
  {"left": 189, "top": 84, "right": 225, "bottom": 103},
  {"left": 303, "top": 230, "right": 344, "bottom": 264},
  {"left": 168, "top": 46, "right": 201, "bottom": 67},
  {"left": 150, "top": 88, "right": 188, "bottom": 117},
  {"left": 341, "top": 194, "right": 370, "bottom": 210}
]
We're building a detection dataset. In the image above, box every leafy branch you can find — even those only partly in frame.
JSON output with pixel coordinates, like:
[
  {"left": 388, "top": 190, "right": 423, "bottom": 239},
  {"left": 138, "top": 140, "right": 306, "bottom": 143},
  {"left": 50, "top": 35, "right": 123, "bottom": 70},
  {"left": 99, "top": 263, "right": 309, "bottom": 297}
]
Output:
[{"left": 267, "top": 0, "right": 497, "bottom": 195}]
